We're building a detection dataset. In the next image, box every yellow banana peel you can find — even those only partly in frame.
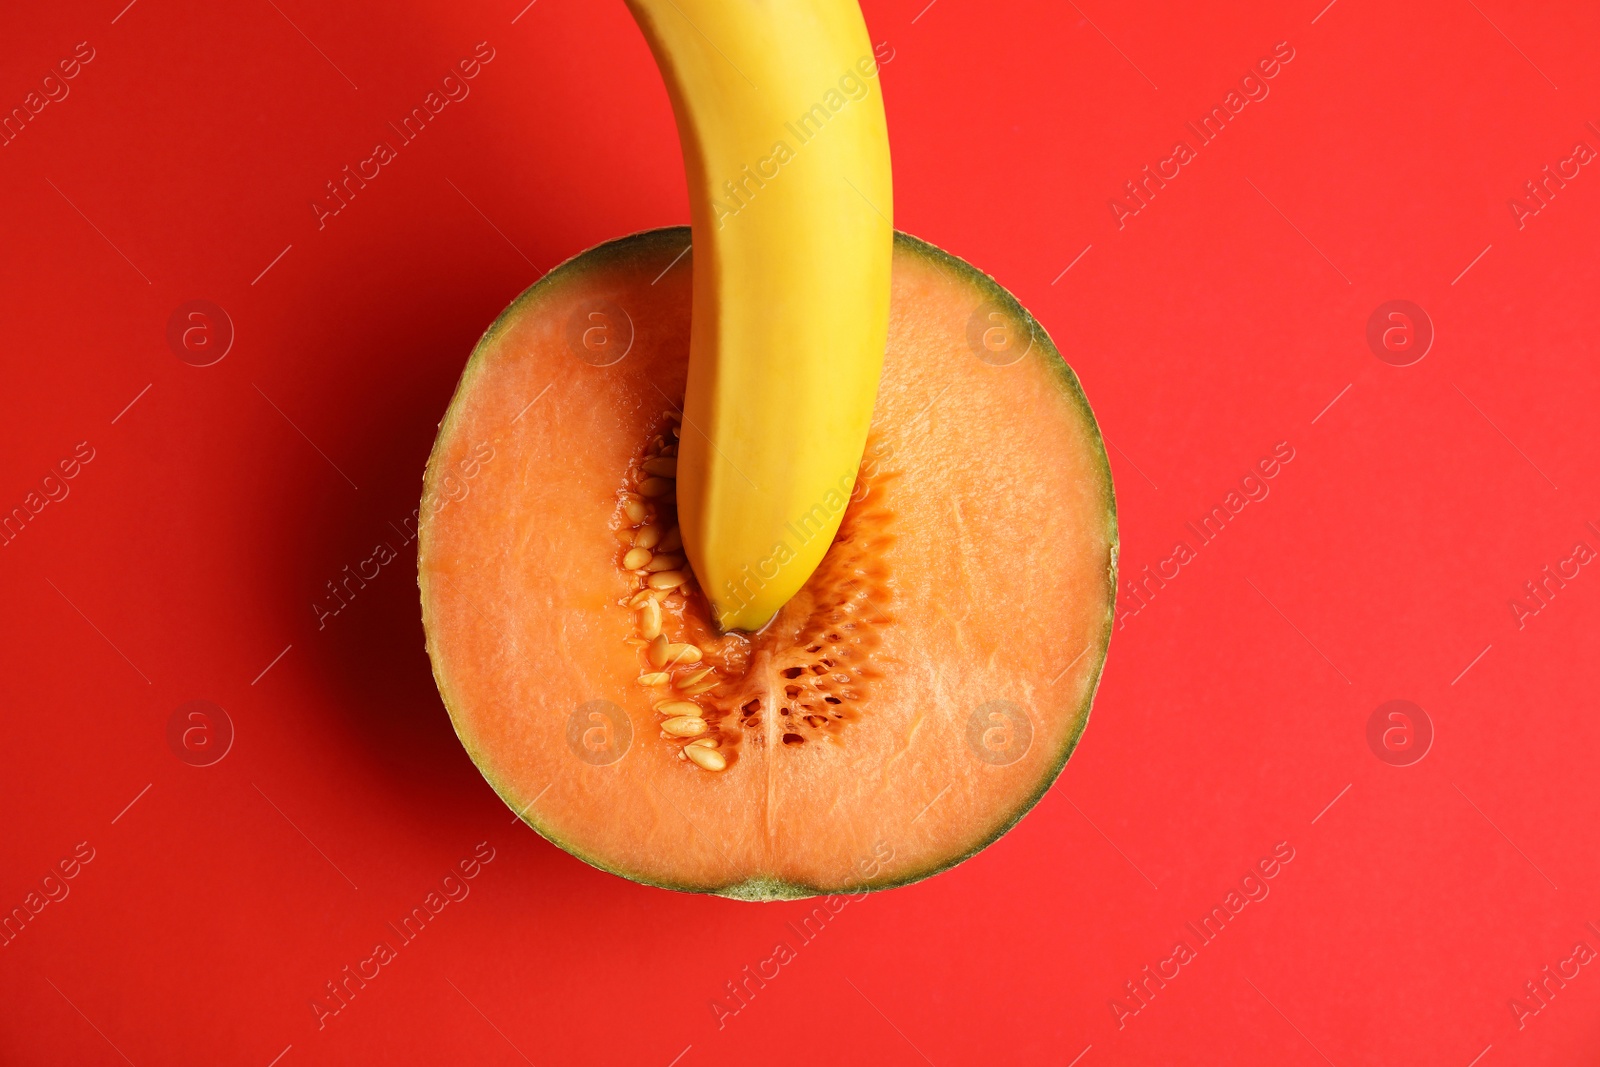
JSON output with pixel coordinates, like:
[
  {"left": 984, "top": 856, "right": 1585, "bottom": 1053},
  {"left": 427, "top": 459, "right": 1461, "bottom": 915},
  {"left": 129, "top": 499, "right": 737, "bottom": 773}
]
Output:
[{"left": 626, "top": 0, "right": 893, "bottom": 631}]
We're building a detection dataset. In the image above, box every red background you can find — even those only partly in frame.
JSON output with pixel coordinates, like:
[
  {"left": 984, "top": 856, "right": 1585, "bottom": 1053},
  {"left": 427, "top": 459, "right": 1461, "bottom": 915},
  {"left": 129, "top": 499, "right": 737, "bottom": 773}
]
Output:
[{"left": 3, "top": 0, "right": 1598, "bottom": 1063}]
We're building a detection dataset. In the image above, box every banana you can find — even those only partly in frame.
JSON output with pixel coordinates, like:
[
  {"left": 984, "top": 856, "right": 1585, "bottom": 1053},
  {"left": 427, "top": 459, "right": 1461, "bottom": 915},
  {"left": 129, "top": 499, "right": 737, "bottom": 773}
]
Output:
[{"left": 625, "top": 0, "right": 893, "bottom": 632}]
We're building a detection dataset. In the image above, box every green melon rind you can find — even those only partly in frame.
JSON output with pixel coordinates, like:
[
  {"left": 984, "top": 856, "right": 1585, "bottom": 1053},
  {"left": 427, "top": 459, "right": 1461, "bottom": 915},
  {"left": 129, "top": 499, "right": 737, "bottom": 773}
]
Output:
[{"left": 420, "top": 226, "right": 1117, "bottom": 901}]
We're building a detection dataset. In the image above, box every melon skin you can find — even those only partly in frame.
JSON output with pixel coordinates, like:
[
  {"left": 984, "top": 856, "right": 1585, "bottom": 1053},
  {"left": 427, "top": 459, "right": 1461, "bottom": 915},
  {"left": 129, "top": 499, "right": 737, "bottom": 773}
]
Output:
[{"left": 420, "top": 226, "right": 1117, "bottom": 900}]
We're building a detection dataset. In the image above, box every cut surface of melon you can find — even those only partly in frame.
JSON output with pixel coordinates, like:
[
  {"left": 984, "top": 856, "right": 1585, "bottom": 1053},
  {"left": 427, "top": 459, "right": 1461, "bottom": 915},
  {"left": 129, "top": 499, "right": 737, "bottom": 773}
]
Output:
[{"left": 420, "top": 227, "right": 1116, "bottom": 899}]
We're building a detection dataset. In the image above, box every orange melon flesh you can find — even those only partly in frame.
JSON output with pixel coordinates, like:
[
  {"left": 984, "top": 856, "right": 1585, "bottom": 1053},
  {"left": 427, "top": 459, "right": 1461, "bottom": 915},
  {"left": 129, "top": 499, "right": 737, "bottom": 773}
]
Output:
[{"left": 420, "top": 227, "right": 1116, "bottom": 899}]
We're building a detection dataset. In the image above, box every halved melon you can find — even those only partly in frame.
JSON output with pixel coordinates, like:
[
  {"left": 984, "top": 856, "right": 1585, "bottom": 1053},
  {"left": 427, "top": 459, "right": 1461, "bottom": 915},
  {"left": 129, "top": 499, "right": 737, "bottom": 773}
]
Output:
[{"left": 420, "top": 227, "right": 1116, "bottom": 899}]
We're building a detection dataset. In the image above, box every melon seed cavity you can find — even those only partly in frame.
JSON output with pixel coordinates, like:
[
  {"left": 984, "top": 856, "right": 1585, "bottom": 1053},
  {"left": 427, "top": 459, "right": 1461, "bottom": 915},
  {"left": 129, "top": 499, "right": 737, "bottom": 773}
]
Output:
[{"left": 612, "top": 412, "right": 896, "bottom": 771}]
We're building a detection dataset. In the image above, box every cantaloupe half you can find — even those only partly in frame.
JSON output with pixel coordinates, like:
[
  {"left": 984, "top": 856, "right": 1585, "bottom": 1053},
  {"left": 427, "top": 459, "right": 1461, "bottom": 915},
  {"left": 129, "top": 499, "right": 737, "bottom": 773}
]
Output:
[{"left": 419, "top": 227, "right": 1116, "bottom": 899}]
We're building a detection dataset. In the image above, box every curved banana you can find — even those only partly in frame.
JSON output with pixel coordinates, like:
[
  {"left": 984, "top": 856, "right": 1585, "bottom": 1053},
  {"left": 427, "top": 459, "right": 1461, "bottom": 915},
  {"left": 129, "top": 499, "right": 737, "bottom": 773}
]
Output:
[{"left": 626, "top": 0, "right": 893, "bottom": 632}]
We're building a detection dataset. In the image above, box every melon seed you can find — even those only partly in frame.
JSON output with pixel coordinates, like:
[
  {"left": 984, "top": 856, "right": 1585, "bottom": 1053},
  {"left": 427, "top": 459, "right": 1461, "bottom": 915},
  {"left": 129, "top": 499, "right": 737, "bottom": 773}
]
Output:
[
  {"left": 658, "top": 526, "right": 683, "bottom": 552},
  {"left": 662, "top": 643, "right": 702, "bottom": 665},
  {"left": 623, "top": 547, "right": 652, "bottom": 570},
  {"left": 655, "top": 700, "right": 703, "bottom": 718},
  {"left": 677, "top": 666, "right": 714, "bottom": 688},
  {"left": 661, "top": 716, "right": 707, "bottom": 737},
  {"left": 647, "top": 634, "right": 670, "bottom": 668},
  {"left": 686, "top": 736, "right": 719, "bottom": 749},
  {"left": 638, "top": 477, "right": 673, "bottom": 497},
  {"left": 635, "top": 525, "right": 662, "bottom": 550},
  {"left": 624, "top": 499, "right": 647, "bottom": 523},
  {"left": 648, "top": 570, "right": 688, "bottom": 590},
  {"left": 627, "top": 590, "right": 657, "bottom": 608},
  {"left": 638, "top": 599, "right": 662, "bottom": 639},
  {"left": 637, "top": 672, "right": 671, "bottom": 686},
  {"left": 679, "top": 679, "right": 720, "bottom": 696},
  {"left": 643, "top": 456, "right": 678, "bottom": 478},
  {"left": 645, "top": 553, "right": 684, "bottom": 572},
  {"left": 685, "top": 745, "right": 727, "bottom": 771}
]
